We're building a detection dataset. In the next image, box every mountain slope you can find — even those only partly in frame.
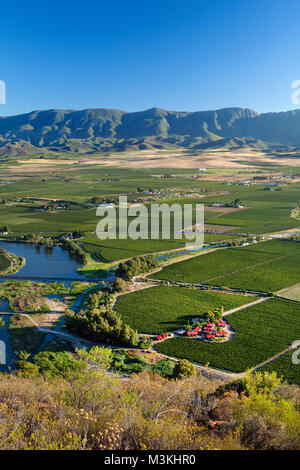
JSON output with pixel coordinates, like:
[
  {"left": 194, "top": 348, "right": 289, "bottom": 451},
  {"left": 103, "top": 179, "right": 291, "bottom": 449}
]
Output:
[{"left": 0, "top": 106, "right": 300, "bottom": 156}]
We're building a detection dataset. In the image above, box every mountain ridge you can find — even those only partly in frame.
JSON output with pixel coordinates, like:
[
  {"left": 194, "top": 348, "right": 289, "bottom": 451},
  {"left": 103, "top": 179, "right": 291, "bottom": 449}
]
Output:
[{"left": 1, "top": 106, "right": 300, "bottom": 156}]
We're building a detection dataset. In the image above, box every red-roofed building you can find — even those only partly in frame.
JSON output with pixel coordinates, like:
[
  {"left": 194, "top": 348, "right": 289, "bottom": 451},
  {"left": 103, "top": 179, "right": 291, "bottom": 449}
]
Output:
[
  {"left": 216, "top": 331, "right": 227, "bottom": 337},
  {"left": 187, "top": 330, "right": 198, "bottom": 337},
  {"left": 206, "top": 334, "right": 215, "bottom": 340}
]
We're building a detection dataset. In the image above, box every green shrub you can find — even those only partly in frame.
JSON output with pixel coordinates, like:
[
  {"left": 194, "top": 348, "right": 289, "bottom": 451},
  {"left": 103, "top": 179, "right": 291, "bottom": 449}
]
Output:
[{"left": 173, "top": 359, "right": 196, "bottom": 379}]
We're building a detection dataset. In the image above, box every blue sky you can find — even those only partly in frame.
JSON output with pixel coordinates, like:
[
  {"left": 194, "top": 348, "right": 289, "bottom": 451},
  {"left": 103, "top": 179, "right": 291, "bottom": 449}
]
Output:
[{"left": 1, "top": 0, "right": 300, "bottom": 115}]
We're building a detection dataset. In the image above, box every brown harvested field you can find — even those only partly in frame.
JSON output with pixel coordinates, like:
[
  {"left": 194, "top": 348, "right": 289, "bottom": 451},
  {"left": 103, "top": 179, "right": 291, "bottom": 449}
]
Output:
[
  {"left": 91, "top": 149, "right": 249, "bottom": 168},
  {"left": 18, "top": 158, "right": 79, "bottom": 165},
  {"left": 9, "top": 147, "right": 300, "bottom": 171},
  {"left": 86, "top": 147, "right": 300, "bottom": 169}
]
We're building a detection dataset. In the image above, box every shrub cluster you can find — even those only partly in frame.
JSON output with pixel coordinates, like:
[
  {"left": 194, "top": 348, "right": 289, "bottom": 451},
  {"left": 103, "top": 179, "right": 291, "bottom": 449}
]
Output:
[
  {"left": 65, "top": 292, "right": 140, "bottom": 347},
  {"left": 116, "top": 254, "right": 159, "bottom": 280},
  {"left": 61, "top": 239, "right": 87, "bottom": 264},
  {"left": 1, "top": 362, "right": 299, "bottom": 450}
]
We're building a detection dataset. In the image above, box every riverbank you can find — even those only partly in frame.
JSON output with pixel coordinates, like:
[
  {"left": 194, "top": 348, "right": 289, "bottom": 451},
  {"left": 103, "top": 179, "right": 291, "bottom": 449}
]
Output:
[{"left": 0, "top": 248, "right": 25, "bottom": 275}]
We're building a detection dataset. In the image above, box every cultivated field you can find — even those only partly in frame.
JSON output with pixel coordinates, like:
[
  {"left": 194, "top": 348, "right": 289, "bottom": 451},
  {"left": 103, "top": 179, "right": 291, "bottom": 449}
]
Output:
[
  {"left": 259, "top": 350, "right": 300, "bottom": 386},
  {"left": 153, "top": 240, "right": 300, "bottom": 292},
  {"left": 156, "top": 298, "right": 300, "bottom": 372},
  {"left": 115, "top": 286, "right": 254, "bottom": 334}
]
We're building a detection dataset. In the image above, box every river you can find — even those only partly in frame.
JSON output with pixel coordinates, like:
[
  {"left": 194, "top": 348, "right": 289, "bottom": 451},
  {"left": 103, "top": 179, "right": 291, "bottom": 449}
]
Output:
[{"left": 0, "top": 241, "right": 88, "bottom": 280}]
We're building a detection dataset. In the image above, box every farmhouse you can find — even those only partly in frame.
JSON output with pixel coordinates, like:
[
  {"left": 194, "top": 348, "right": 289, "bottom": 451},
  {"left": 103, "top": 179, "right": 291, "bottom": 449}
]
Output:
[
  {"left": 187, "top": 330, "right": 198, "bottom": 337},
  {"left": 203, "top": 326, "right": 213, "bottom": 332},
  {"left": 215, "top": 331, "right": 227, "bottom": 337},
  {"left": 156, "top": 333, "right": 168, "bottom": 341}
]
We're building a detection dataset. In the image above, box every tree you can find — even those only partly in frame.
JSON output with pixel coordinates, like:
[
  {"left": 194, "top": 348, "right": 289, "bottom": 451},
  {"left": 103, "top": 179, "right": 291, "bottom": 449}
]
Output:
[
  {"left": 112, "top": 278, "right": 128, "bottom": 293},
  {"left": 233, "top": 198, "right": 241, "bottom": 206},
  {"left": 173, "top": 359, "right": 196, "bottom": 379},
  {"left": 116, "top": 254, "right": 159, "bottom": 280},
  {"left": 87, "top": 292, "right": 99, "bottom": 310},
  {"left": 44, "top": 238, "right": 54, "bottom": 248}
]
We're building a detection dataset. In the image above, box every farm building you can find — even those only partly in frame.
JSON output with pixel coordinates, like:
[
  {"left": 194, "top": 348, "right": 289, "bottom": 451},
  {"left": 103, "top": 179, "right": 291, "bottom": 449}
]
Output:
[
  {"left": 203, "top": 326, "right": 213, "bottom": 331},
  {"left": 216, "top": 331, "right": 227, "bottom": 337},
  {"left": 187, "top": 330, "right": 198, "bottom": 337},
  {"left": 156, "top": 333, "right": 168, "bottom": 341}
]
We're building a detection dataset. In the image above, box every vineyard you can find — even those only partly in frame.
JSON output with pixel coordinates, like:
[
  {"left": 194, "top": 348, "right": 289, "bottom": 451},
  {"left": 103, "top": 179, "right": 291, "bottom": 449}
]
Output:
[
  {"left": 156, "top": 298, "right": 300, "bottom": 372},
  {"left": 153, "top": 240, "right": 300, "bottom": 292},
  {"left": 116, "top": 286, "right": 254, "bottom": 334}
]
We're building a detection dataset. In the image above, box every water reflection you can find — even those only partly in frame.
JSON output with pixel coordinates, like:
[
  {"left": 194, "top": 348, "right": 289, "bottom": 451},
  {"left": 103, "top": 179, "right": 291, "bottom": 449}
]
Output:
[{"left": 0, "top": 241, "right": 87, "bottom": 280}]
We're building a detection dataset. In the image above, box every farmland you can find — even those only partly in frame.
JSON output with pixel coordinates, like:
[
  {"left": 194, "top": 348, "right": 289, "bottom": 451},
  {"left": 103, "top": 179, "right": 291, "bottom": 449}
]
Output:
[
  {"left": 1, "top": 158, "right": 300, "bottom": 384},
  {"left": 152, "top": 240, "right": 300, "bottom": 292},
  {"left": 156, "top": 298, "right": 300, "bottom": 372},
  {"left": 115, "top": 286, "right": 254, "bottom": 334},
  {"left": 0, "top": 161, "right": 300, "bottom": 266}
]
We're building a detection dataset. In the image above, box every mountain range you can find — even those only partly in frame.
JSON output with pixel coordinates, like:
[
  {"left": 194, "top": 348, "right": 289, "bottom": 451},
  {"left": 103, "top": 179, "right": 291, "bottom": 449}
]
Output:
[{"left": 1, "top": 106, "right": 300, "bottom": 156}]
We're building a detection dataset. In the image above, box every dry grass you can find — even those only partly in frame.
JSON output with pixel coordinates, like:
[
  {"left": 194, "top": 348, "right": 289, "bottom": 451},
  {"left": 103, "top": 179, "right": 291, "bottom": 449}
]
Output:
[
  {"left": 7, "top": 146, "right": 300, "bottom": 170},
  {"left": 87, "top": 147, "right": 300, "bottom": 169}
]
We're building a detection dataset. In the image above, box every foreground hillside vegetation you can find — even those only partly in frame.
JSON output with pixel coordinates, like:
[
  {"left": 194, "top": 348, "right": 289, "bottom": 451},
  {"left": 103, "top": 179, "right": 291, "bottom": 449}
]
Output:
[{"left": 0, "top": 352, "right": 300, "bottom": 450}]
